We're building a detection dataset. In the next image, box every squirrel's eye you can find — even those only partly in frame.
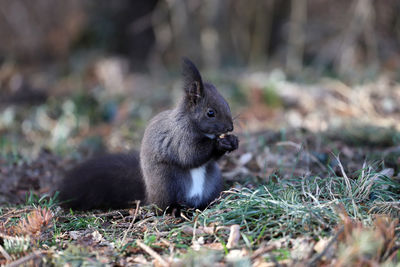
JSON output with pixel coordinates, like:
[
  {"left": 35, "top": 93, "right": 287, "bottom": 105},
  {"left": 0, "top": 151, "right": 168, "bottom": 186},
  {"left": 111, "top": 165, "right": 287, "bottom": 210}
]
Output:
[{"left": 207, "top": 109, "right": 215, "bottom": 117}]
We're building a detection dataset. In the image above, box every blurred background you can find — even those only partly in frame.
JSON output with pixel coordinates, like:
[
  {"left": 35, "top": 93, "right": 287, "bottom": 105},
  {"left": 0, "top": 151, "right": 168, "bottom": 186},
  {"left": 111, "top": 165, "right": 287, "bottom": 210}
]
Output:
[
  {"left": 1, "top": 0, "right": 400, "bottom": 76},
  {"left": 1, "top": 0, "right": 400, "bottom": 203},
  {"left": 0, "top": 0, "right": 400, "bottom": 150}
]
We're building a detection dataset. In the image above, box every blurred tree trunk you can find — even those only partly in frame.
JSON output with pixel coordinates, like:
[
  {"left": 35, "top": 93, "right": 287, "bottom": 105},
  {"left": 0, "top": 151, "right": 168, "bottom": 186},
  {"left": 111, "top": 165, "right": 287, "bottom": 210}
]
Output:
[
  {"left": 249, "top": 1, "right": 274, "bottom": 66},
  {"left": 336, "top": 0, "right": 378, "bottom": 78},
  {"left": 200, "top": 0, "right": 221, "bottom": 70},
  {"left": 286, "top": 0, "right": 307, "bottom": 74}
]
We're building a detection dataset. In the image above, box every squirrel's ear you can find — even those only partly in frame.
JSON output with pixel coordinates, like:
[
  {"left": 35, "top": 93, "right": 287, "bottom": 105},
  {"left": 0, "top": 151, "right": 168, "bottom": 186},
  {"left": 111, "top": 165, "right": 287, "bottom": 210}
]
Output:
[{"left": 182, "top": 58, "right": 204, "bottom": 104}]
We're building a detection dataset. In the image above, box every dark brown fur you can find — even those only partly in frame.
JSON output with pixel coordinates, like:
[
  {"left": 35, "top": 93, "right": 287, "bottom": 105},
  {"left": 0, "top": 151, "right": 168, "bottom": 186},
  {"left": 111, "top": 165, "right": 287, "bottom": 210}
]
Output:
[
  {"left": 58, "top": 58, "right": 238, "bottom": 210},
  {"left": 59, "top": 152, "right": 145, "bottom": 210}
]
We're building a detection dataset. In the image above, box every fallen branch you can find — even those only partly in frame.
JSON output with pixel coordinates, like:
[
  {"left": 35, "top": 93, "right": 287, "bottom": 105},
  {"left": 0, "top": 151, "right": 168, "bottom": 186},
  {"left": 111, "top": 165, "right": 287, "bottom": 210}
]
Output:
[
  {"left": 0, "top": 244, "right": 12, "bottom": 261},
  {"left": 308, "top": 226, "right": 344, "bottom": 266},
  {"left": 226, "top": 225, "right": 241, "bottom": 249},
  {"left": 7, "top": 250, "right": 46, "bottom": 267},
  {"left": 137, "top": 240, "right": 169, "bottom": 267},
  {"left": 121, "top": 201, "right": 140, "bottom": 245},
  {"left": 251, "top": 244, "right": 276, "bottom": 260}
]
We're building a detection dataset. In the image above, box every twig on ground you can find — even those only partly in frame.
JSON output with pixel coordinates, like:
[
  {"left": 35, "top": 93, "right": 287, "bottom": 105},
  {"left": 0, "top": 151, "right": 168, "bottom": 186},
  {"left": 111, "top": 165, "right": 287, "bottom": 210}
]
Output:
[
  {"left": 121, "top": 201, "right": 140, "bottom": 245},
  {"left": 276, "top": 141, "right": 302, "bottom": 150},
  {"left": 0, "top": 244, "right": 12, "bottom": 261},
  {"left": 192, "top": 216, "right": 198, "bottom": 245},
  {"left": 58, "top": 209, "right": 129, "bottom": 220},
  {"left": 6, "top": 250, "right": 46, "bottom": 267},
  {"left": 137, "top": 240, "right": 169, "bottom": 267},
  {"left": 93, "top": 209, "right": 128, "bottom": 218},
  {"left": 0, "top": 207, "right": 33, "bottom": 219},
  {"left": 308, "top": 226, "right": 344, "bottom": 266},
  {"left": 226, "top": 224, "right": 241, "bottom": 249},
  {"left": 251, "top": 244, "right": 276, "bottom": 260}
]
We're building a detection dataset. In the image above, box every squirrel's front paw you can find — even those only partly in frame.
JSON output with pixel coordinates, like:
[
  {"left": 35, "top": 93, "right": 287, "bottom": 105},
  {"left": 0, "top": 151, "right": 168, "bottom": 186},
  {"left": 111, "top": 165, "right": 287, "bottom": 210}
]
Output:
[{"left": 217, "top": 134, "right": 239, "bottom": 152}]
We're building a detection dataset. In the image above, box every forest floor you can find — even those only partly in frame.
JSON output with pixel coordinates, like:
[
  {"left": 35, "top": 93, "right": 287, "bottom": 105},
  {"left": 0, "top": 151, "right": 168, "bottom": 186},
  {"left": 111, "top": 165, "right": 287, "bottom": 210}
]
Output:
[{"left": 0, "top": 62, "right": 399, "bottom": 266}]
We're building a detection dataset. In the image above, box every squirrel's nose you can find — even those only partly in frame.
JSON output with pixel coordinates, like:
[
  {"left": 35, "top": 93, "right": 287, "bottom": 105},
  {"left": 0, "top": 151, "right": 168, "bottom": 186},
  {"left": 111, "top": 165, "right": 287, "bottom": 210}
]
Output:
[{"left": 226, "top": 125, "right": 233, "bottom": 132}]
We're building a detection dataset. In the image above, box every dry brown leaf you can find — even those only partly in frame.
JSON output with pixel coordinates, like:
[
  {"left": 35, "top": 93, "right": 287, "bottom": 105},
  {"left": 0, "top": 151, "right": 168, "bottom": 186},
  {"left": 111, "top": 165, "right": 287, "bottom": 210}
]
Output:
[
  {"left": 314, "top": 238, "right": 331, "bottom": 254},
  {"left": 181, "top": 225, "right": 216, "bottom": 236},
  {"left": 334, "top": 208, "right": 400, "bottom": 266},
  {"left": 90, "top": 230, "right": 104, "bottom": 244},
  {"left": 291, "top": 237, "right": 314, "bottom": 261},
  {"left": 68, "top": 231, "right": 82, "bottom": 240},
  {"left": 203, "top": 243, "right": 224, "bottom": 250},
  {"left": 226, "top": 248, "right": 249, "bottom": 261},
  {"left": 16, "top": 207, "right": 53, "bottom": 236},
  {"left": 131, "top": 255, "right": 148, "bottom": 264}
]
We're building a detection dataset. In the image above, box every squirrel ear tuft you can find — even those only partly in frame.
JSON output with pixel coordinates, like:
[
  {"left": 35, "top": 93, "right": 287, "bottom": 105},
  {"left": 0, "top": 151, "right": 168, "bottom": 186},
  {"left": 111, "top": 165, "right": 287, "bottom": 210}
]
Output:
[{"left": 182, "top": 58, "right": 203, "bottom": 103}]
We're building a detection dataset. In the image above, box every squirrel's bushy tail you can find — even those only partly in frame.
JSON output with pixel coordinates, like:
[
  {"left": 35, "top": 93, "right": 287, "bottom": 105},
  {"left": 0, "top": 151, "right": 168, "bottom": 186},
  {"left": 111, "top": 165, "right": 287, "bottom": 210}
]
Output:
[{"left": 58, "top": 152, "right": 145, "bottom": 210}]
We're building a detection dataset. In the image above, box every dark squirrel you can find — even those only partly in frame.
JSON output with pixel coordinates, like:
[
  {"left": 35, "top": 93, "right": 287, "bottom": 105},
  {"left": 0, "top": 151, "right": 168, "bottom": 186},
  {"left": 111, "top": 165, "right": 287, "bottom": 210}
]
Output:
[{"left": 58, "top": 59, "right": 239, "bottom": 211}]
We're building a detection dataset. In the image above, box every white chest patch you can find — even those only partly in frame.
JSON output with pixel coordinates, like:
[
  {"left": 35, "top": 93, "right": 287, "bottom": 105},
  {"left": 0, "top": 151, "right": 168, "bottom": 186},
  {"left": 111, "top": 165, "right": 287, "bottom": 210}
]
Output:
[
  {"left": 204, "top": 134, "right": 216, "bottom": 139},
  {"left": 188, "top": 165, "right": 206, "bottom": 199}
]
